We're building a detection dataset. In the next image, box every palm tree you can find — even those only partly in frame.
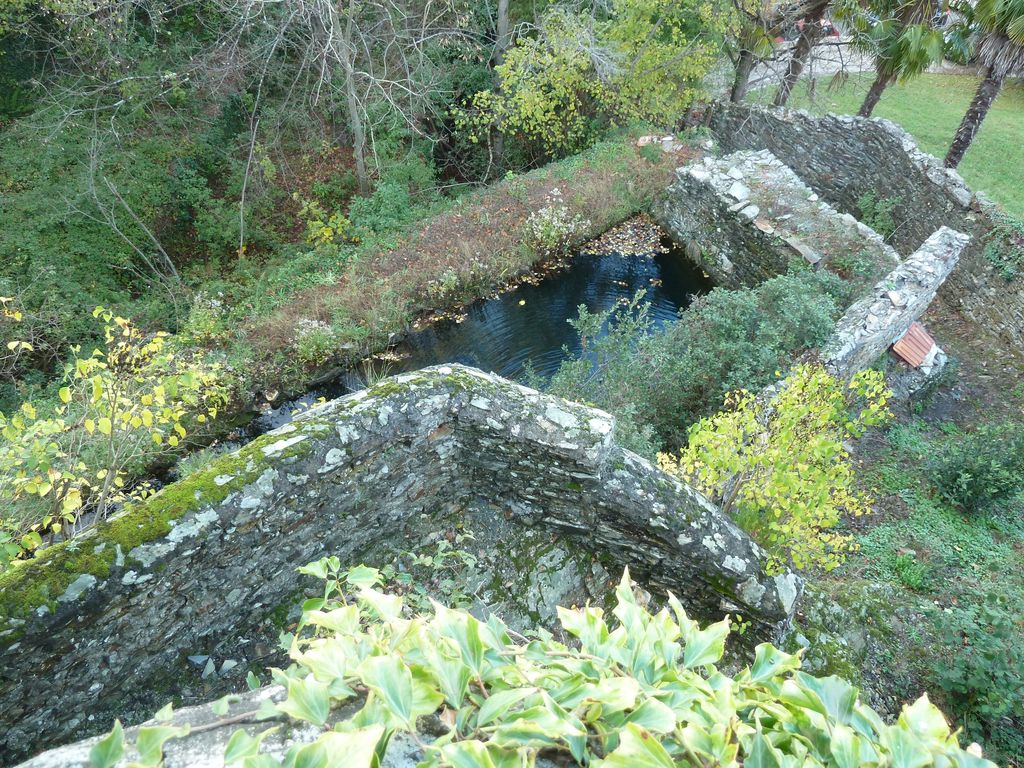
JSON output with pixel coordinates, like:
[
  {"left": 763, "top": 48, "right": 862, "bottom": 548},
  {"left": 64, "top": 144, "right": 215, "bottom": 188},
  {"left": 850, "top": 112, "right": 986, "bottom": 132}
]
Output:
[
  {"left": 844, "top": 0, "right": 945, "bottom": 116},
  {"left": 945, "top": 0, "right": 1024, "bottom": 168}
]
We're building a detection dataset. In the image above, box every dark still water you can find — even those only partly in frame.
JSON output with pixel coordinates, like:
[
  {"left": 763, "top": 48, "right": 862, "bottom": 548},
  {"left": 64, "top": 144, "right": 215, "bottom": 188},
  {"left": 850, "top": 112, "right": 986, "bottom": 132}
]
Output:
[{"left": 246, "top": 240, "right": 712, "bottom": 435}]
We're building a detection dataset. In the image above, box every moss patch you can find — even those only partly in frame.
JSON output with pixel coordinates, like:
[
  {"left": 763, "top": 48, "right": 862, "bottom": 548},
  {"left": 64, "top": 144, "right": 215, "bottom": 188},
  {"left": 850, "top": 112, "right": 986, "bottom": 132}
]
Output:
[{"left": 0, "top": 419, "right": 323, "bottom": 627}]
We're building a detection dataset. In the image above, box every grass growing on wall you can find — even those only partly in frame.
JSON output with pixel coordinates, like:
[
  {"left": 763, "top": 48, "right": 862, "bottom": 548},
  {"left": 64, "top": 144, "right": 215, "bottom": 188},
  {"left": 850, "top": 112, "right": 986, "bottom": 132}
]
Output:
[{"left": 765, "top": 73, "right": 1024, "bottom": 218}]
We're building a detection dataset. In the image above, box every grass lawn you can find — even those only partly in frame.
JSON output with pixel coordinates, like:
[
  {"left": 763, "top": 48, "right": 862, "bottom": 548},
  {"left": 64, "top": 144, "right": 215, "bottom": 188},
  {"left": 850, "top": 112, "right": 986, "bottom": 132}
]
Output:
[{"left": 761, "top": 73, "right": 1024, "bottom": 218}]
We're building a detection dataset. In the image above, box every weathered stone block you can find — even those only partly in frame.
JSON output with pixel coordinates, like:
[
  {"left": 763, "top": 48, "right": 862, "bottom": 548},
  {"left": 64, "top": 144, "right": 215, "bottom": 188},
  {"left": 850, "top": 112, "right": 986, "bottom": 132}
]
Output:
[
  {"left": 820, "top": 227, "right": 970, "bottom": 378},
  {"left": 653, "top": 150, "right": 899, "bottom": 288}
]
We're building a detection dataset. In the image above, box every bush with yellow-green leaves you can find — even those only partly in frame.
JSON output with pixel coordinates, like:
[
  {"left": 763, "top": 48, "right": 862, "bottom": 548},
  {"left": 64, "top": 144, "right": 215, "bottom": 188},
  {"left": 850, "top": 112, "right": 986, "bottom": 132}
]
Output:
[
  {"left": 91, "top": 565, "right": 994, "bottom": 768},
  {"left": 660, "top": 364, "right": 891, "bottom": 573},
  {"left": 0, "top": 307, "right": 228, "bottom": 567}
]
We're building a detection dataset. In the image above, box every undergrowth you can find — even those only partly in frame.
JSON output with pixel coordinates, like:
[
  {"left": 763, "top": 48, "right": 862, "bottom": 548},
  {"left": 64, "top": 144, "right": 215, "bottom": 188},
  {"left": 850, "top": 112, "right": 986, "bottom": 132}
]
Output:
[{"left": 849, "top": 418, "right": 1024, "bottom": 760}]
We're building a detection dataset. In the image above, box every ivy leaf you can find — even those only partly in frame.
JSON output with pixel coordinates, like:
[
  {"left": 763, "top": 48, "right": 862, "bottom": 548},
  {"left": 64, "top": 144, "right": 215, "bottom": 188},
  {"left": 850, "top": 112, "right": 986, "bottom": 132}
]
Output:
[
  {"left": 344, "top": 565, "right": 381, "bottom": 589},
  {"left": 224, "top": 727, "right": 278, "bottom": 765},
  {"left": 297, "top": 558, "right": 331, "bottom": 580},
  {"left": 440, "top": 740, "right": 523, "bottom": 768},
  {"left": 288, "top": 726, "right": 384, "bottom": 768},
  {"left": 828, "top": 723, "right": 866, "bottom": 768},
  {"left": 296, "top": 640, "right": 357, "bottom": 692},
  {"left": 597, "top": 723, "right": 676, "bottom": 768},
  {"left": 432, "top": 602, "right": 485, "bottom": 676},
  {"left": 748, "top": 643, "right": 800, "bottom": 683},
  {"left": 682, "top": 618, "right": 729, "bottom": 669},
  {"left": 212, "top": 695, "right": 239, "bottom": 716},
  {"left": 579, "top": 676, "right": 640, "bottom": 712},
  {"left": 790, "top": 673, "right": 858, "bottom": 725},
  {"left": 419, "top": 640, "right": 472, "bottom": 708},
  {"left": 489, "top": 700, "right": 586, "bottom": 750},
  {"left": 883, "top": 724, "right": 932, "bottom": 768},
  {"left": 623, "top": 697, "right": 677, "bottom": 733},
  {"left": 358, "top": 658, "right": 407, "bottom": 715},
  {"left": 897, "top": 694, "right": 950, "bottom": 742},
  {"left": 135, "top": 724, "right": 190, "bottom": 766},
  {"left": 476, "top": 688, "right": 538, "bottom": 727},
  {"left": 88, "top": 720, "right": 124, "bottom": 768},
  {"left": 743, "top": 723, "right": 784, "bottom": 768},
  {"left": 357, "top": 588, "right": 403, "bottom": 620},
  {"left": 242, "top": 756, "right": 281, "bottom": 768},
  {"left": 276, "top": 675, "right": 331, "bottom": 727},
  {"left": 304, "top": 605, "right": 360, "bottom": 634}
]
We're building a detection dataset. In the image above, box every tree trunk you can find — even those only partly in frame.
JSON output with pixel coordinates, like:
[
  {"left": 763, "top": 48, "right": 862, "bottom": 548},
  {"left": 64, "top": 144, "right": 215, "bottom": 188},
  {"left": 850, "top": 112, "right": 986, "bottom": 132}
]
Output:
[
  {"left": 945, "top": 67, "right": 1003, "bottom": 169},
  {"left": 730, "top": 48, "right": 756, "bottom": 103},
  {"left": 343, "top": 0, "right": 369, "bottom": 195},
  {"left": 493, "top": 0, "right": 509, "bottom": 68},
  {"left": 489, "top": 0, "right": 510, "bottom": 175},
  {"left": 773, "top": 0, "right": 829, "bottom": 107},
  {"left": 858, "top": 69, "right": 892, "bottom": 117}
]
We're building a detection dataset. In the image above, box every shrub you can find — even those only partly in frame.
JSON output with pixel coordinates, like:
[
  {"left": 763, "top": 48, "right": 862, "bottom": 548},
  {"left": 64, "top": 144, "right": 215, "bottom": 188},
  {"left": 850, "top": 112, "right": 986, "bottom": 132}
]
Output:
[
  {"left": 927, "top": 422, "right": 1024, "bottom": 514},
  {"left": 544, "top": 291, "right": 662, "bottom": 456},
  {"left": 525, "top": 188, "right": 590, "bottom": 255},
  {"left": 982, "top": 211, "right": 1024, "bottom": 281},
  {"left": 856, "top": 192, "right": 902, "bottom": 241},
  {"left": 648, "top": 270, "right": 849, "bottom": 447},
  {"left": 0, "top": 308, "right": 228, "bottom": 566},
  {"left": 546, "top": 270, "right": 849, "bottom": 454},
  {"left": 181, "top": 292, "right": 231, "bottom": 345},
  {"left": 893, "top": 552, "right": 930, "bottom": 591},
  {"left": 931, "top": 595, "right": 1024, "bottom": 754},
  {"left": 94, "top": 566, "right": 995, "bottom": 767},
  {"left": 292, "top": 319, "right": 338, "bottom": 369},
  {"left": 660, "top": 364, "right": 891, "bottom": 572}
]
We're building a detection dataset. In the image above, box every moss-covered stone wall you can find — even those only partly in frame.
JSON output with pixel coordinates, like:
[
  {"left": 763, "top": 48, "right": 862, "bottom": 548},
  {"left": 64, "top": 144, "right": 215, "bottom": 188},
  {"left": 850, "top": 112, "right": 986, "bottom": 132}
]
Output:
[{"left": 0, "top": 365, "right": 799, "bottom": 763}]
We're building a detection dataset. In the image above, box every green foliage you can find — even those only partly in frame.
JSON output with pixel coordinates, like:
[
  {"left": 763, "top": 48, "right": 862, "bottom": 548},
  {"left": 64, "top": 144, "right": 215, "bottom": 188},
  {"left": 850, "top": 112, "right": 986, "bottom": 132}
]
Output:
[
  {"left": 102, "top": 565, "right": 995, "bottom": 767},
  {"left": 293, "top": 195, "right": 357, "bottom": 248},
  {"left": 982, "top": 211, "right": 1024, "bottom": 281},
  {"left": 0, "top": 308, "right": 227, "bottom": 567},
  {"left": 291, "top": 321, "right": 340, "bottom": 369},
  {"left": 547, "top": 270, "right": 849, "bottom": 454},
  {"left": 380, "top": 530, "right": 481, "bottom": 613},
  {"left": 180, "top": 293, "right": 232, "bottom": 346},
  {"left": 461, "top": 0, "right": 728, "bottom": 155},
  {"left": 930, "top": 595, "right": 1024, "bottom": 752},
  {"left": 525, "top": 188, "right": 591, "bottom": 255},
  {"left": 544, "top": 292, "right": 663, "bottom": 456},
  {"left": 893, "top": 552, "right": 930, "bottom": 590},
  {"left": 855, "top": 418, "right": 1024, "bottom": 760},
  {"left": 973, "top": 0, "right": 1024, "bottom": 54},
  {"left": 661, "top": 365, "right": 891, "bottom": 572},
  {"left": 926, "top": 421, "right": 1024, "bottom": 514},
  {"left": 838, "top": 0, "right": 946, "bottom": 83},
  {"left": 856, "top": 192, "right": 903, "bottom": 240}
]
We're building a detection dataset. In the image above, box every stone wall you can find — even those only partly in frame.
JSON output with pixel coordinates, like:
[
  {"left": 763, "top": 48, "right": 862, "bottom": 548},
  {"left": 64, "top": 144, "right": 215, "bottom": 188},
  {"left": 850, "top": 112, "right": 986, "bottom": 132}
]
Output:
[
  {"left": 820, "top": 227, "right": 970, "bottom": 377},
  {"left": 706, "top": 103, "right": 1024, "bottom": 346},
  {"left": 0, "top": 365, "right": 799, "bottom": 764},
  {"left": 653, "top": 149, "right": 899, "bottom": 289},
  {"left": 19, "top": 686, "right": 514, "bottom": 768}
]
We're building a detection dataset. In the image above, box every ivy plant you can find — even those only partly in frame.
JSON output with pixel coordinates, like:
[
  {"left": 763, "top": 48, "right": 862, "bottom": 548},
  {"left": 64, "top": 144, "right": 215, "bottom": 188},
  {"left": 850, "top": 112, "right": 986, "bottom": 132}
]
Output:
[{"left": 94, "top": 565, "right": 994, "bottom": 767}]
